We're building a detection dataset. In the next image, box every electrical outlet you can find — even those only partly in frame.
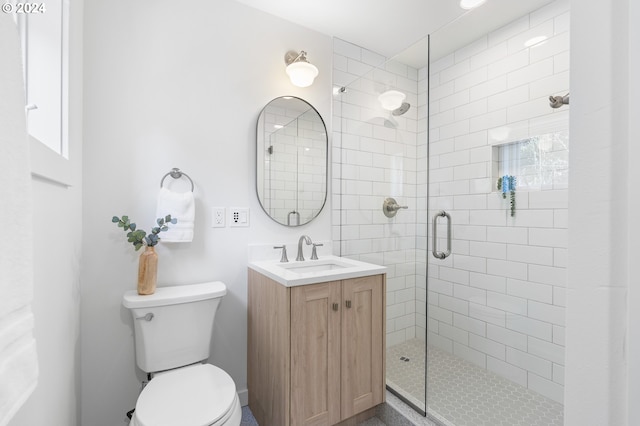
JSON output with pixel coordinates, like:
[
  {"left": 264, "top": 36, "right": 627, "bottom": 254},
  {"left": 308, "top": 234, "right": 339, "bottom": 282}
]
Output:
[
  {"left": 212, "top": 207, "right": 225, "bottom": 228},
  {"left": 229, "top": 208, "right": 249, "bottom": 227}
]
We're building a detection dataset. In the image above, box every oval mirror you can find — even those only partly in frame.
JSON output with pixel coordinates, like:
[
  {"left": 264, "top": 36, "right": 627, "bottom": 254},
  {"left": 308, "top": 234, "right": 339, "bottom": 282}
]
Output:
[{"left": 256, "top": 97, "right": 327, "bottom": 226}]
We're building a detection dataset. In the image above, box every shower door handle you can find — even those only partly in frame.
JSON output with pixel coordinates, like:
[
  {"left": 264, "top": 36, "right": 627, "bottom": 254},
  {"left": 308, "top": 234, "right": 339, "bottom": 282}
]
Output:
[{"left": 432, "top": 210, "right": 451, "bottom": 259}]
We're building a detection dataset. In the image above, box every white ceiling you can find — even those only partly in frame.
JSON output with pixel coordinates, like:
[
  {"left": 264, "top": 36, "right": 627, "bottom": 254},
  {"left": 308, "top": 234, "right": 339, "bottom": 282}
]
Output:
[{"left": 233, "top": 0, "right": 555, "bottom": 68}]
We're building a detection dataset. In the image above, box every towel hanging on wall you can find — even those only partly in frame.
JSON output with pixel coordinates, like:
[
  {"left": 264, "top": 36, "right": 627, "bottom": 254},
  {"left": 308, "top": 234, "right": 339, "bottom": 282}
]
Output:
[{"left": 156, "top": 185, "right": 195, "bottom": 243}]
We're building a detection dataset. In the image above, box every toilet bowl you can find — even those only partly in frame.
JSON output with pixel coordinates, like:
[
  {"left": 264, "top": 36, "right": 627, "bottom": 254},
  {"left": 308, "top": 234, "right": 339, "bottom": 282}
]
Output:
[
  {"left": 123, "top": 282, "right": 241, "bottom": 426},
  {"left": 130, "top": 364, "right": 242, "bottom": 426}
]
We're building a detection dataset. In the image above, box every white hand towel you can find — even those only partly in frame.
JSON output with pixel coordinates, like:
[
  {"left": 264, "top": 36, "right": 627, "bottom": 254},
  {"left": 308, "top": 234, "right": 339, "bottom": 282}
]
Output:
[
  {"left": 156, "top": 187, "right": 195, "bottom": 242},
  {"left": 0, "top": 14, "right": 38, "bottom": 426}
]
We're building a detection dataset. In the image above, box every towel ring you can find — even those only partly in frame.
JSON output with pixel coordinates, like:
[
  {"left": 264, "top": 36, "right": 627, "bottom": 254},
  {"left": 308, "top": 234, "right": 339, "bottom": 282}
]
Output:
[{"left": 160, "top": 168, "right": 194, "bottom": 192}]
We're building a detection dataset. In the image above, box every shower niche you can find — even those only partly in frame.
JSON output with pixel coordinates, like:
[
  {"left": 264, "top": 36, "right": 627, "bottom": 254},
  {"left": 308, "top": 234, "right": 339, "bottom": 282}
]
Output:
[{"left": 491, "top": 131, "right": 570, "bottom": 193}]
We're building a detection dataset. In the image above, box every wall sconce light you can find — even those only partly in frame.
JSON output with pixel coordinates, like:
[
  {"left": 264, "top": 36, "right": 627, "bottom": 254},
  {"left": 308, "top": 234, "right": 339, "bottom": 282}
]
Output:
[
  {"left": 284, "top": 50, "right": 319, "bottom": 88},
  {"left": 378, "top": 90, "right": 406, "bottom": 111}
]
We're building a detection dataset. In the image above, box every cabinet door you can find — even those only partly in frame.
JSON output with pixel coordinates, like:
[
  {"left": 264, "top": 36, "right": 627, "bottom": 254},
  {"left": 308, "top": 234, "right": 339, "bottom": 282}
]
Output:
[
  {"left": 291, "top": 281, "right": 342, "bottom": 426},
  {"left": 341, "top": 275, "right": 384, "bottom": 420}
]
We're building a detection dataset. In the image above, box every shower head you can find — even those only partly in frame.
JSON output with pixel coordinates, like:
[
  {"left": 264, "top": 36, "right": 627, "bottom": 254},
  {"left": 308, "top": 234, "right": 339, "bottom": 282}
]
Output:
[
  {"left": 392, "top": 102, "right": 411, "bottom": 116},
  {"left": 549, "top": 93, "right": 570, "bottom": 108}
]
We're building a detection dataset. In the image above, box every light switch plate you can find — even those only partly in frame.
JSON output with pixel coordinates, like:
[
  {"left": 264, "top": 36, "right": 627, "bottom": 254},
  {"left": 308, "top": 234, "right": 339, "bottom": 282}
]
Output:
[{"left": 229, "top": 208, "right": 249, "bottom": 227}]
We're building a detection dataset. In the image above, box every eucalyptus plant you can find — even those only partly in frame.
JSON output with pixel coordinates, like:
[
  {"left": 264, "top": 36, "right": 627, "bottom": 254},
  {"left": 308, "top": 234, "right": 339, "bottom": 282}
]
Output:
[{"left": 112, "top": 215, "right": 177, "bottom": 250}]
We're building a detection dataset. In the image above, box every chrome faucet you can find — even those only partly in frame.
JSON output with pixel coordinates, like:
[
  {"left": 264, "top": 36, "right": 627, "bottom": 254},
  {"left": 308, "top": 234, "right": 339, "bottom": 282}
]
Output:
[{"left": 296, "top": 235, "right": 312, "bottom": 261}]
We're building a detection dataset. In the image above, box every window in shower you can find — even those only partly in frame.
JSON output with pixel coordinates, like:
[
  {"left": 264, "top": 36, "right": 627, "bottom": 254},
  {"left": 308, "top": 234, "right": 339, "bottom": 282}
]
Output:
[{"left": 493, "top": 132, "right": 569, "bottom": 192}]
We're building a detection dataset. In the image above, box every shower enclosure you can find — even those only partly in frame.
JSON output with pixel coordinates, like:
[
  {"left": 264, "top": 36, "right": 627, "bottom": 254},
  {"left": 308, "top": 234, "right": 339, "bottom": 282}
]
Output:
[{"left": 332, "top": 1, "right": 569, "bottom": 424}]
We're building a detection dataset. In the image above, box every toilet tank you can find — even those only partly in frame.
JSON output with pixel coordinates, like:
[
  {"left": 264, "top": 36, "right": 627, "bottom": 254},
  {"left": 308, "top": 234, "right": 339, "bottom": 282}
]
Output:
[{"left": 122, "top": 281, "right": 227, "bottom": 373}]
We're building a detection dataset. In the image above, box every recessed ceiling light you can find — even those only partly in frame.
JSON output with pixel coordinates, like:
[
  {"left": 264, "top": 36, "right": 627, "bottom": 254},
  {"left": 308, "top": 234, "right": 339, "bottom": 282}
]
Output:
[
  {"left": 274, "top": 124, "right": 284, "bottom": 129},
  {"left": 459, "top": 0, "right": 487, "bottom": 10},
  {"left": 524, "top": 35, "right": 548, "bottom": 47}
]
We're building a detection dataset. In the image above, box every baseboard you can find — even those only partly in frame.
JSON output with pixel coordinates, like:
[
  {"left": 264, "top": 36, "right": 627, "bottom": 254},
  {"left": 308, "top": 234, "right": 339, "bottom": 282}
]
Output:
[{"left": 238, "top": 388, "right": 249, "bottom": 406}]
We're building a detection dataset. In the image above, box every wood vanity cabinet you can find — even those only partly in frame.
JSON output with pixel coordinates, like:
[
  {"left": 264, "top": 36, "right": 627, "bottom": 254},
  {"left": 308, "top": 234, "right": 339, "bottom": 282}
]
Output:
[{"left": 248, "top": 269, "right": 386, "bottom": 426}]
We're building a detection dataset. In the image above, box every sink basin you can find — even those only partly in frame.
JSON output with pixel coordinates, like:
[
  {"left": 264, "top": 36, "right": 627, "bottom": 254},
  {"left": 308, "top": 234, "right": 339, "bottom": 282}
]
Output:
[
  {"left": 277, "top": 259, "right": 350, "bottom": 274},
  {"left": 249, "top": 255, "right": 386, "bottom": 287}
]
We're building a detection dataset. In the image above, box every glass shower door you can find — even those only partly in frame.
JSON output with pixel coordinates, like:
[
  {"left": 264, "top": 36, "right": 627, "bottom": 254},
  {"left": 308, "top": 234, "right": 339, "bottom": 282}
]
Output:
[{"left": 425, "top": 1, "right": 569, "bottom": 424}]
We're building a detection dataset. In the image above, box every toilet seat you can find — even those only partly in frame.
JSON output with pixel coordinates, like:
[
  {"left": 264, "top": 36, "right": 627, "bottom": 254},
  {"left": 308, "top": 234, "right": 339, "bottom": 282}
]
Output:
[{"left": 133, "top": 363, "right": 239, "bottom": 426}]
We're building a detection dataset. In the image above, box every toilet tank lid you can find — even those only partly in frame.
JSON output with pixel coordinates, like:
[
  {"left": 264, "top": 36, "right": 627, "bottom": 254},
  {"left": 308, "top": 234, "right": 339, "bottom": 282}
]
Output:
[{"left": 122, "top": 281, "right": 227, "bottom": 308}]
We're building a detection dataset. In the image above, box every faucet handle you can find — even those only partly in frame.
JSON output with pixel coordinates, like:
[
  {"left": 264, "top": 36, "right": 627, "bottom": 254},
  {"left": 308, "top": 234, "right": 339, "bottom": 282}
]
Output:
[
  {"left": 311, "top": 243, "right": 323, "bottom": 260},
  {"left": 273, "top": 245, "right": 288, "bottom": 263}
]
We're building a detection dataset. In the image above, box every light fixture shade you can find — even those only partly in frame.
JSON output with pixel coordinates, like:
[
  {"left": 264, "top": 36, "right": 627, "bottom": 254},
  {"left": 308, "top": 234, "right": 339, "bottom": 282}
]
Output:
[
  {"left": 378, "top": 90, "right": 406, "bottom": 111},
  {"left": 286, "top": 61, "right": 319, "bottom": 87}
]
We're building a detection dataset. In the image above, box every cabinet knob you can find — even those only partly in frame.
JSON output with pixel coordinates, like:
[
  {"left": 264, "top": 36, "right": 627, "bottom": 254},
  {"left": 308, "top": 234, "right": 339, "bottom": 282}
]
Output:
[
  {"left": 345, "top": 300, "right": 352, "bottom": 309},
  {"left": 332, "top": 303, "right": 339, "bottom": 311}
]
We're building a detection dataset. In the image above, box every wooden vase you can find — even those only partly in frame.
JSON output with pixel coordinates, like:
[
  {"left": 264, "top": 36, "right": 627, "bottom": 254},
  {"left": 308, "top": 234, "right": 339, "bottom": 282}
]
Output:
[{"left": 137, "top": 245, "right": 158, "bottom": 295}]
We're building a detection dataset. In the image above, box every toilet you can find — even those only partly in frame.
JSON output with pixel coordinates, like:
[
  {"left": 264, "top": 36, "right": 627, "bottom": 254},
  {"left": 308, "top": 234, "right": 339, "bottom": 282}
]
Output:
[{"left": 123, "top": 281, "right": 242, "bottom": 426}]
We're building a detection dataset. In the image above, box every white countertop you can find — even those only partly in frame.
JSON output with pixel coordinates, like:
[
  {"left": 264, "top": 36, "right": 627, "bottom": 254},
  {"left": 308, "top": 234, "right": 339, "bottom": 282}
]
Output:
[{"left": 249, "top": 255, "right": 387, "bottom": 287}]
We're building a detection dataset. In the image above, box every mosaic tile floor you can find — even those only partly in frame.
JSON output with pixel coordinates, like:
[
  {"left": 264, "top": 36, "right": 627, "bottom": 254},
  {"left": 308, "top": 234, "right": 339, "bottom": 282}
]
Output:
[{"left": 386, "top": 339, "right": 564, "bottom": 426}]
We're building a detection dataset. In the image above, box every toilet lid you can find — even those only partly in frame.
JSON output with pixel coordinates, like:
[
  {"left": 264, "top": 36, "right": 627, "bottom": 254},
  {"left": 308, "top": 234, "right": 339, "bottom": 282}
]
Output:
[{"left": 135, "top": 364, "right": 236, "bottom": 426}]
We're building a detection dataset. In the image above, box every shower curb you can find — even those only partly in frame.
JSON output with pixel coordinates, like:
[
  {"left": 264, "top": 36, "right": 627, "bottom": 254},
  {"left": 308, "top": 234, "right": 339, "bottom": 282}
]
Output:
[{"left": 376, "top": 391, "right": 439, "bottom": 426}]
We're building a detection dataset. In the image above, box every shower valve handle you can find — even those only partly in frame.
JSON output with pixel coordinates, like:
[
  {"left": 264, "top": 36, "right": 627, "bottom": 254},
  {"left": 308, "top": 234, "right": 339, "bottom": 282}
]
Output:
[{"left": 383, "top": 197, "right": 408, "bottom": 218}]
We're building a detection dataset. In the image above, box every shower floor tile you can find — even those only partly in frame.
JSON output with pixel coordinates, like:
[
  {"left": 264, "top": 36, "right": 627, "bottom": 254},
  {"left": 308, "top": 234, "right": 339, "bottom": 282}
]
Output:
[
  {"left": 386, "top": 339, "right": 564, "bottom": 426},
  {"left": 387, "top": 339, "right": 427, "bottom": 412}
]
